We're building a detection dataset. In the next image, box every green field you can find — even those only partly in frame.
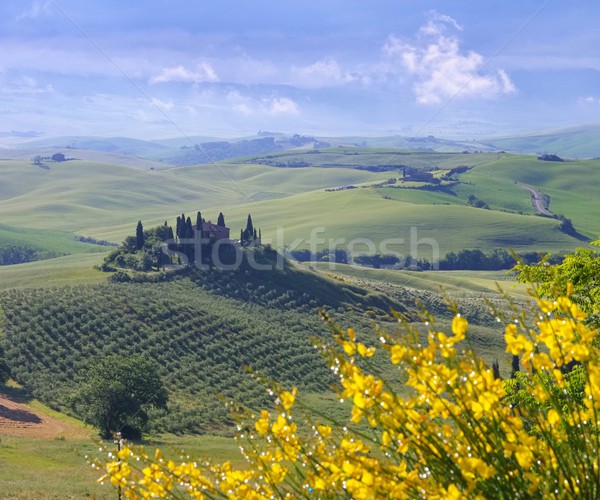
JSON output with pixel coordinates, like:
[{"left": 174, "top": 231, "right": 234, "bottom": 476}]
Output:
[
  {"left": 0, "top": 146, "right": 597, "bottom": 497},
  {"left": 0, "top": 433, "right": 245, "bottom": 499},
  {"left": 1, "top": 151, "right": 597, "bottom": 256},
  {"left": 0, "top": 253, "right": 108, "bottom": 289}
]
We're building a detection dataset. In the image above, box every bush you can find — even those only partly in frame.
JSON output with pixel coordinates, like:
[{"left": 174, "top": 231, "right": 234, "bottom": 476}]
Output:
[{"left": 97, "top": 289, "right": 600, "bottom": 498}]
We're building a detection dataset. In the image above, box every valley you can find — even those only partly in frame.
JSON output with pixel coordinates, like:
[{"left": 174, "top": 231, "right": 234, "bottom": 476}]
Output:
[{"left": 0, "top": 135, "right": 598, "bottom": 497}]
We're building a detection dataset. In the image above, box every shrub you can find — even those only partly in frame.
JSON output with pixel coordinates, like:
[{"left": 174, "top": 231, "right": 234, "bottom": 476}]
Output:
[{"left": 97, "top": 287, "right": 600, "bottom": 498}]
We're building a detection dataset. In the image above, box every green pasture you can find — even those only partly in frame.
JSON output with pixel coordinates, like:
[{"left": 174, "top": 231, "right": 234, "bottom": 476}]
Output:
[
  {"left": 224, "top": 188, "right": 580, "bottom": 259},
  {"left": 0, "top": 253, "right": 108, "bottom": 290}
]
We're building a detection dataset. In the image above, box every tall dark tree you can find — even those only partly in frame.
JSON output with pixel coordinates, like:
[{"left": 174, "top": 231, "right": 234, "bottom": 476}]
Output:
[
  {"left": 246, "top": 214, "right": 254, "bottom": 236},
  {"left": 185, "top": 217, "right": 195, "bottom": 262},
  {"left": 492, "top": 359, "right": 501, "bottom": 380},
  {"left": 217, "top": 212, "right": 225, "bottom": 227},
  {"left": 186, "top": 217, "right": 194, "bottom": 239},
  {"left": 196, "top": 211, "right": 203, "bottom": 230},
  {"left": 0, "top": 308, "right": 10, "bottom": 385},
  {"left": 511, "top": 354, "right": 520, "bottom": 379},
  {"left": 176, "top": 216, "right": 183, "bottom": 240},
  {"left": 135, "top": 221, "right": 145, "bottom": 250}
]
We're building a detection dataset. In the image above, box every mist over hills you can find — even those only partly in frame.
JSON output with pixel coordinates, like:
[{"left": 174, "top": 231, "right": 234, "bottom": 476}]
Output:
[{"left": 5, "top": 123, "right": 599, "bottom": 168}]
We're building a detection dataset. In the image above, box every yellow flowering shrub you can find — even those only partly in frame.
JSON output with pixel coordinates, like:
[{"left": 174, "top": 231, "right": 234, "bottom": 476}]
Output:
[{"left": 97, "top": 289, "right": 600, "bottom": 498}]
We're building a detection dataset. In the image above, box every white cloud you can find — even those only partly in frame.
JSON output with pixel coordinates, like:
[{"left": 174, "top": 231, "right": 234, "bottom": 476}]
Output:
[
  {"left": 384, "top": 12, "right": 516, "bottom": 105},
  {"left": 291, "top": 58, "right": 356, "bottom": 88},
  {"left": 16, "top": 1, "right": 52, "bottom": 21},
  {"left": 265, "top": 97, "right": 299, "bottom": 115},
  {"left": 226, "top": 91, "right": 299, "bottom": 116},
  {"left": 150, "top": 98, "right": 174, "bottom": 112},
  {"left": 150, "top": 63, "right": 219, "bottom": 84}
]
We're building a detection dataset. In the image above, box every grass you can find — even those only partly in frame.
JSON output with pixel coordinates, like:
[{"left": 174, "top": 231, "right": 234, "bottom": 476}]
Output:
[
  {"left": 0, "top": 433, "right": 247, "bottom": 499},
  {"left": 309, "top": 262, "right": 528, "bottom": 297},
  {"left": 224, "top": 188, "right": 581, "bottom": 258},
  {"left": 454, "top": 155, "right": 600, "bottom": 240},
  {"left": 0, "top": 158, "right": 392, "bottom": 242},
  {"left": 1, "top": 152, "right": 596, "bottom": 254},
  {"left": 0, "top": 435, "right": 109, "bottom": 499},
  {"left": 489, "top": 124, "right": 600, "bottom": 159},
  {"left": 0, "top": 253, "right": 109, "bottom": 290}
]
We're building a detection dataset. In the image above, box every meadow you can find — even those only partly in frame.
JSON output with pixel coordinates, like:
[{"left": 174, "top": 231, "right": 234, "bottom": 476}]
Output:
[{"left": 0, "top": 145, "right": 598, "bottom": 496}]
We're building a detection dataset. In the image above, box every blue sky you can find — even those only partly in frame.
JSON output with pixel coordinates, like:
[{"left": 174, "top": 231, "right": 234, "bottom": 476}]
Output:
[{"left": 1, "top": 1, "right": 599, "bottom": 142}]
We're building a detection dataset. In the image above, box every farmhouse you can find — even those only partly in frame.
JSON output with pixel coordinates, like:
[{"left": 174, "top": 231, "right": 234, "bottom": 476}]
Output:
[{"left": 194, "top": 221, "right": 230, "bottom": 241}]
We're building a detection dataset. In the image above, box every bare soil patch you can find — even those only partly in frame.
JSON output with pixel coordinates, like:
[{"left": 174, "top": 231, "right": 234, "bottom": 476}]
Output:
[{"left": 0, "top": 391, "right": 89, "bottom": 439}]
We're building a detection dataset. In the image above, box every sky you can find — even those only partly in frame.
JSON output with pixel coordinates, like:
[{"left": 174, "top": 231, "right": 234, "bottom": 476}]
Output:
[{"left": 1, "top": 1, "right": 600, "bottom": 142}]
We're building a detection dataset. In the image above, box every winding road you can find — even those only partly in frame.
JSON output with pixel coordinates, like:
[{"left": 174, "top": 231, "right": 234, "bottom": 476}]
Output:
[{"left": 519, "top": 183, "right": 552, "bottom": 216}]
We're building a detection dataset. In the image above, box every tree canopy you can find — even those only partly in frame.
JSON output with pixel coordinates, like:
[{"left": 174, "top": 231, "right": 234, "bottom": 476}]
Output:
[{"left": 74, "top": 355, "right": 167, "bottom": 439}]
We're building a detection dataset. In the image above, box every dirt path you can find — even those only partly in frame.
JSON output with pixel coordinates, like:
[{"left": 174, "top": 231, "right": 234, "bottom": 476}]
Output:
[
  {"left": 0, "top": 391, "right": 89, "bottom": 439},
  {"left": 519, "top": 183, "right": 553, "bottom": 216}
]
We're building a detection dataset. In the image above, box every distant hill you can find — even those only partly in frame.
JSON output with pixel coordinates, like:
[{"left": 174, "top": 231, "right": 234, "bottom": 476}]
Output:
[
  {"left": 486, "top": 124, "right": 600, "bottom": 159},
  {"left": 10, "top": 136, "right": 171, "bottom": 157},
  {"left": 13, "top": 132, "right": 499, "bottom": 166}
]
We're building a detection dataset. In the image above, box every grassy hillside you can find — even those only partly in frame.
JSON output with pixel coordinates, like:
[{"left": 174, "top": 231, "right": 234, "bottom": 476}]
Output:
[
  {"left": 0, "top": 253, "right": 108, "bottom": 289},
  {"left": 0, "top": 251, "right": 516, "bottom": 436},
  {"left": 0, "top": 150, "right": 596, "bottom": 263},
  {"left": 0, "top": 223, "right": 109, "bottom": 265},
  {"left": 0, "top": 254, "right": 408, "bottom": 435},
  {"left": 0, "top": 158, "right": 391, "bottom": 241},
  {"left": 488, "top": 124, "right": 600, "bottom": 159},
  {"left": 233, "top": 148, "right": 500, "bottom": 170},
  {"left": 453, "top": 155, "right": 600, "bottom": 239},
  {"left": 224, "top": 188, "right": 580, "bottom": 258},
  {"left": 309, "top": 262, "right": 528, "bottom": 298}
]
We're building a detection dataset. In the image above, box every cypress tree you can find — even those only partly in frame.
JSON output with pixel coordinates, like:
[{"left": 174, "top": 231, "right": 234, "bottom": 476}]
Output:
[
  {"left": 196, "top": 211, "right": 202, "bottom": 230},
  {"left": 217, "top": 212, "right": 225, "bottom": 227},
  {"left": 240, "top": 229, "right": 244, "bottom": 243},
  {"left": 135, "top": 221, "right": 145, "bottom": 250},
  {"left": 511, "top": 354, "right": 520, "bottom": 379},
  {"left": 185, "top": 217, "right": 194, "bottom": 263},
  {"left": 253, "top": 228, "right": 257, "bottom": 241},
  {"left": 176, "top": 216, "right": 182, "bottom": 240},
  {"left": 492, "top": 359, "right": 501, "bottom": 380},
  {"left": 246, "top": 214, "right": 254, "bottom": 238}
]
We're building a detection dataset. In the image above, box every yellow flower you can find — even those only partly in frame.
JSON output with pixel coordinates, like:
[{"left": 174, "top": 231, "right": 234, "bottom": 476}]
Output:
[
  {"left": 505, "top": 324, "right": 533, "bottom": 356},
  {"left": 317, "top": 424, "right": 332, "bottom": 438},
  {"left": 390, "top": 344, "right": 406, "bottom": 364},
  {"left": 452, "top": 315, "right": 468, "bottom": 340},
  {"left": 357, "top": 342, "right": 375, "bottom": 357},
  {"left": 280, "top": 388, "right": 297, "bottom": 410},
  {"left": 255, "top": 410, "right": 270, "bottom": 435}
]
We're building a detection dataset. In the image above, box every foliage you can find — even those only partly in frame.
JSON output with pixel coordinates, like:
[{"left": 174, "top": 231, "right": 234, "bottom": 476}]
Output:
[
  {"left": 73, "top": 355, "right": 167, "bottom": 439},
  {"left": 537, "top": 154, "right": 564, "bottom": 162},
  {"left": 97, "top": 290, "right": 600, "bottom": 498},
  {"left": 0, "top": 307, "right": 10, "bottom": 384},
  {"left": 515, "top": 239, "right": 600, "bottom": 323},
  {"left": 0, "top": 274, "right": 355, "bottom": 433},
  {"left": 466, "top": 193, "right": 489, "bottom": 209}
]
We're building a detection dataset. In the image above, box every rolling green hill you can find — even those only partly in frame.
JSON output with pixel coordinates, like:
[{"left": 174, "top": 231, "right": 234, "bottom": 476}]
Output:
[
  {"left": 0, "top": 223, "right": 109, "bottom": 265},
  {"left": 487, "top": 124, "right": 600, "bottom": 159},
  {"left": 0, "top": 151, "right": 591, "bottom": 260},
  {"left": 0, "top": 251, "right": 516, "bottom": 435}
]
